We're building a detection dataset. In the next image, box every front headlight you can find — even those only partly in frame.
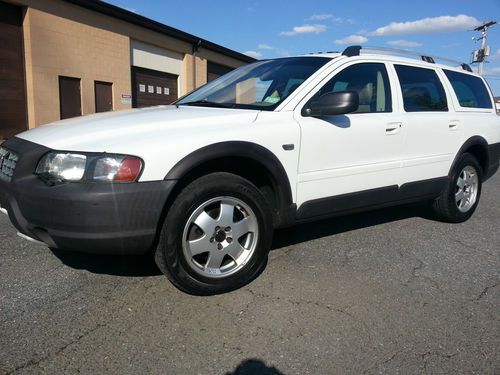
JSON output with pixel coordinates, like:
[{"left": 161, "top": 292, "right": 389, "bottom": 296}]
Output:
[
  {"left": 36, "top": 153, "right": 87, "bottom": 181},
  {"left": 35, "top": 152, "right": 143, "bottom": 183}
]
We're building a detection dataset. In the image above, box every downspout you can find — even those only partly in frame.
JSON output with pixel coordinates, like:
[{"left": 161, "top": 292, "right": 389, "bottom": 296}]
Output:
[{"left": 192, "top": 40, "right": 202, "bottom": 91}]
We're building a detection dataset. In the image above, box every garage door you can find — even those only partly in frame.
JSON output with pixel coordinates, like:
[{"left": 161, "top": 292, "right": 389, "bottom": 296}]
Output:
[
  {"left": 207, "top": 62, "right": 233, "bottom": 82},
  {"left": 0, "top": 1, "right": 27, "bottom": 139},
  {"left": 131, "top": 66, "right": 178, "bottom": 108}
]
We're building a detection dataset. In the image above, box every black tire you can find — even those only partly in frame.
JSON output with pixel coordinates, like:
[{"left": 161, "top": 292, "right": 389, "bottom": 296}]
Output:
[
  {"left": 155, "top": 172, "right": 273, "bottom": 295},
  {"left": 432, "top": 153, "right": 482, "bottom": 223}
]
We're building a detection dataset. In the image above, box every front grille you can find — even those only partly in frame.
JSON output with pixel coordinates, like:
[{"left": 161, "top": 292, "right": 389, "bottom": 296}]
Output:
[{"left": 0, "top": 146, "right": 19, "bottom": 182}]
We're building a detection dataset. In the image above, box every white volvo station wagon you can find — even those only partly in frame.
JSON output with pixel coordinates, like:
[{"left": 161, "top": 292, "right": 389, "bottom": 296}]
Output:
[{"left": 1, "top": 46, "right": 499, "bottom": 294}]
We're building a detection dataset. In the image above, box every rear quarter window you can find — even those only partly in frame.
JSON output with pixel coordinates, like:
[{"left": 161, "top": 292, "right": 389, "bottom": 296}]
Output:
[{"left": 443, "top": 70, "right": 493, "bottom": 109}]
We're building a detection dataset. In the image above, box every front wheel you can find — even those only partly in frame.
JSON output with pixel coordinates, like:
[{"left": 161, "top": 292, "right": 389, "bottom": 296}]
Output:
[
  {"left": 155, "top": 172, "right": 273, "bottom": 295},
  {"left": 432, "top": 153, "right": 482, "bottom": 223}
]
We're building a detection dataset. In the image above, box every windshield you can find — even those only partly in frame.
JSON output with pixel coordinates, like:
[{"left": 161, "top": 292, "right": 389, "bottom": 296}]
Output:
[{"left": 177, "top": 57, "right": 331, "bottom": 110}]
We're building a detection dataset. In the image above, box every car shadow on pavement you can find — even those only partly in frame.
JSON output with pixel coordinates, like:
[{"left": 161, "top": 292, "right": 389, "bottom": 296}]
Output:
[
  {"left": 50, "top": 202, "right": 431, "bottom": 277},
  {"left": 272, "top": 202, "right": 432, "bottom": 250},
  {"left": 50, "top": 249, "right": 162, "bottom": 277},
  {"left": 225, "top": 359, "right": 285, "bottom": 375}
]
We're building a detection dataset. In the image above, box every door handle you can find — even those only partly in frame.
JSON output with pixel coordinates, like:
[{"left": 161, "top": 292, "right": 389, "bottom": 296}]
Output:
[
  {"left": 385, "top": 122, "right": 402, "bottom": 135},
  {"left": 449, "top": 120, "right": 460, "bottom": 130}
]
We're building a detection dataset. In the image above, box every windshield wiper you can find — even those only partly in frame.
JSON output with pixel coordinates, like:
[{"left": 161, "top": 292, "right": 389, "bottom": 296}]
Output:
[{"left": 179, "top": 100, "right": 234, "bottom": 108}]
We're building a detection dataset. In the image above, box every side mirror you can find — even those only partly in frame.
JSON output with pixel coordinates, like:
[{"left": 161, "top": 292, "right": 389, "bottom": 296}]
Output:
[{"left": 302, "top": 91, "right": 359, "bottom": 117}]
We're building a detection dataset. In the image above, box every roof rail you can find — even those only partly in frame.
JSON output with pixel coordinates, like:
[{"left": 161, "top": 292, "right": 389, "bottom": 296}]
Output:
[{"left": 342, "top": 45, "right": 473, "bottom": 73}]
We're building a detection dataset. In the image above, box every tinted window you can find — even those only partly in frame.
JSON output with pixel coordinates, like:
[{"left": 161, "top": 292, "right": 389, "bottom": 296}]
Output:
[
  {"left": 315, "top": 63, "right": 392, "bottom": 113},
  {"left": 443, "top": 70, "right": 492, "bottom": 109},
  {"left": 395, "top": 65, "right": 448, "bottom": 112}
]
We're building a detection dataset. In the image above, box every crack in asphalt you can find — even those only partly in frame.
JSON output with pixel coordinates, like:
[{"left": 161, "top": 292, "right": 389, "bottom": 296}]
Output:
[
  {"left": 362, "top": 349, "right": 403, "bottom": 374},
  {"left": 1, "top": 278, "right": 155, "bottom": 375},
  {"left": 452, "top": 238, "right": 495, "bottom": 258},
  {"left": 471, "top": 280, "right": 500, "bottom": 302},
  {"left": 420, "top": 350, "right": 459, "bottom": 373},
  {"left": 401, "top": 255, "right": 444, "bottom": 294},
  {"left": 244, "top": 287, "right": 374, "bottom": 343},
  {"left": 3, "top": 319, "right": 112, "bottom": 375}
]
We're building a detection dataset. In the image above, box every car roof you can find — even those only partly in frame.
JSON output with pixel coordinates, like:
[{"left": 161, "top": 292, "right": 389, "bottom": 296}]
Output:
[{"left": 296, "top": 46, "right": 480, "bottom": 78}]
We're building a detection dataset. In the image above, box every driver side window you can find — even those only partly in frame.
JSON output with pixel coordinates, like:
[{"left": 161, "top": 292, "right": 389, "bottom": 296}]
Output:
[{"left": 315, "top": 63, "right": 392, "bottom": 113}]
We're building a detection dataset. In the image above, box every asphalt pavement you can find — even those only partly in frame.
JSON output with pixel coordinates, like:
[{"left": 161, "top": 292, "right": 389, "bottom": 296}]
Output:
[{"left": 1, "top": 174, "right": 499, "bottom": 374}]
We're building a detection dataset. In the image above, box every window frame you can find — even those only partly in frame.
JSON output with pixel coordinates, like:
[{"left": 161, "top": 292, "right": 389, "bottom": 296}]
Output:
[
  {"left": 393, "top": 64, "right": 450, "bottom": 113},
  {"left": 299, "top": 60, "right": 394, "bottom": 117},
  {"left": 441, "top": 69, "right": 495, "bottom": 113}
]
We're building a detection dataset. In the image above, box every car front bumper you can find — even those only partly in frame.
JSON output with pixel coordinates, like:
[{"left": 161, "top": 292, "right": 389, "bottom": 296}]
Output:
[{"left": 0, "top": 137, "right": 175, "bottom": 254}]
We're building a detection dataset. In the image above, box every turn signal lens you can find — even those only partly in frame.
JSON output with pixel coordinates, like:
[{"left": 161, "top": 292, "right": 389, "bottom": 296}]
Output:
[
  {"left": 114, "top": 158, "right": 143, "bottom": 182},
  {"left": 93, "top": 156, "right": 142, "bottom": 182}
]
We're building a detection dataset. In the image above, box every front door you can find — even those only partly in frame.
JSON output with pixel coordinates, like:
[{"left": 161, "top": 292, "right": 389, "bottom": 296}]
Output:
[{"left": 295, "top": 62, "right": 403, "bottom": 213}]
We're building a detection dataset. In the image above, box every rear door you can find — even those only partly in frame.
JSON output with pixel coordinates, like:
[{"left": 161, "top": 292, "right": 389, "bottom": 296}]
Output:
[{"left": 392, "top": 64, "right": 462, "bottom": 184}]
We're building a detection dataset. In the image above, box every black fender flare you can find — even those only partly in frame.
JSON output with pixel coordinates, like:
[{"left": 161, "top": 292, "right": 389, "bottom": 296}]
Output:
[
  {"left": 164, "top": 141, "right": 295, "bottom": 224},
  {"left": 449, "top": 136, "right": 489, "bottom": 177}
]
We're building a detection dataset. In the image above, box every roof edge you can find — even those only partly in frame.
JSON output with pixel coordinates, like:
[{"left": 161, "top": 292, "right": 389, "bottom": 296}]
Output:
[{"left": 63, "top": 0, "right": 257, "bottom": 64}]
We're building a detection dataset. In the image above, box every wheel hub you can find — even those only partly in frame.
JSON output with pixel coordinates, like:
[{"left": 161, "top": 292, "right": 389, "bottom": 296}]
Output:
[{"left": 214, "top": 230, "right": 226, "bottom": 243}]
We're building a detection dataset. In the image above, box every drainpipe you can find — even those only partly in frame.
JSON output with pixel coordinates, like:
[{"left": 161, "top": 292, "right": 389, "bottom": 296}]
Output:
[{"left": 192, "top": 40, "right": 202, "bottom": 91}]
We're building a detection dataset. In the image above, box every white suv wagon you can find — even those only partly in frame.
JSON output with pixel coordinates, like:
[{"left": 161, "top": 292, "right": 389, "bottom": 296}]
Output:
[{"left": 1, "top": 46, "right": 499, "bottom": 294}]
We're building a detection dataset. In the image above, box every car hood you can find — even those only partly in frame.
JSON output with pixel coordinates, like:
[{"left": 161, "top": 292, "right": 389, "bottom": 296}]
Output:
[{"left": 16, "top": 105, "right": 260, "bottom": 152}]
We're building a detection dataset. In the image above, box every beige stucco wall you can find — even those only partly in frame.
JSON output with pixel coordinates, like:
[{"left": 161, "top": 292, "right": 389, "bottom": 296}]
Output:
[
  {"left": 8, "top": 0, "right": 250, "bottom": 128},
  {"left": 182, "top": 54, "right": 208, "bottom": 94},
  {"left": 22, "top": 6, "right": 132, "bottom": 127}
]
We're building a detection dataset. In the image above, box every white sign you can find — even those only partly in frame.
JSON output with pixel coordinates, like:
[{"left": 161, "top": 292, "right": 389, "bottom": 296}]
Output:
[{"left": 121, "top": 94, "right": 132, "bottom": 105}]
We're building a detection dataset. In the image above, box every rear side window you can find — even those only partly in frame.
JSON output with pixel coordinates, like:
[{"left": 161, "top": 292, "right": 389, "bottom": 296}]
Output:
[
  {"left": 443, "top": 70, "right": 492, "bottom": 109},
  {"left": 395, "top": 65, "right": 448, "bottom": 112}
]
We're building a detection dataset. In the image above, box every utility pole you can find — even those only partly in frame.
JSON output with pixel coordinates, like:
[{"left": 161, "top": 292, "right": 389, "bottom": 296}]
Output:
[{"left": 472, "top": 21, "right": 496, "bottom": 76}]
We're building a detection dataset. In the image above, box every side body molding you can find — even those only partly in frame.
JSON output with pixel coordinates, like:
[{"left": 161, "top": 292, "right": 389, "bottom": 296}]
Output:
[{"left": 164, "top": 141, "right": 295, "bottom": 227}]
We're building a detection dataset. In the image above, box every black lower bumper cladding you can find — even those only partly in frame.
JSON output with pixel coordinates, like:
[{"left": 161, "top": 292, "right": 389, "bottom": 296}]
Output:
[
  {"left": 0, "top": 137, "right": 175, "bottom": 254},
  {"left": 486, "top": 142, "right": 500, "bottom": 180}
]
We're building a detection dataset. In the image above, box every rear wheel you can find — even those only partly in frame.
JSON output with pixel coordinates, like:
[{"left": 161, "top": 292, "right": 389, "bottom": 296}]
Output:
[
  {"left": 155, "top": 172, "right": 273, "bottom": 295},
  {"left": 432, "top": 153, "right": 482, "bottom": 223}
]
